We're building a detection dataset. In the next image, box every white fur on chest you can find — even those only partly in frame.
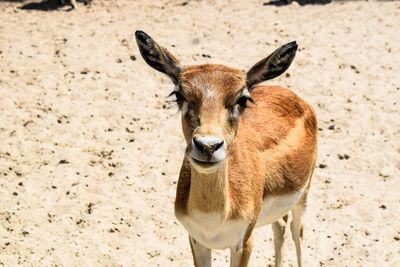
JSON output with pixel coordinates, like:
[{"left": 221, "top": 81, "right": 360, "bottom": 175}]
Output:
[
  {"left": 176, "top": 186, "right": 306, "bottom": 248},
  {"left": 178, "top": 211, "right": 248, "bottom": 249},
  {"left": 256, "top": 186, "right": 306, "bottom": 227}
]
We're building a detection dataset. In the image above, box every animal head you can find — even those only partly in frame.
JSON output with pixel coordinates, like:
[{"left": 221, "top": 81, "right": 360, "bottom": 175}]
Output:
[{"left": 135, "top": 30, "right": 297, "bottom": 173}]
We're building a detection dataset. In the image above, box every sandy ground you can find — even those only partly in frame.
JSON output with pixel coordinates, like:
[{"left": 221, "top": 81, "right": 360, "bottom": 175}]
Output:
[{"left": 0, "top": 0, "right": 399, "bottom": 266}]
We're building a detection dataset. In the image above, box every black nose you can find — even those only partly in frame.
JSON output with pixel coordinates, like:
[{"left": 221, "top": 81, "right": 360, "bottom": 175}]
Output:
[{"left": 193, "top": 137, "right": 224, "bottom": 154}]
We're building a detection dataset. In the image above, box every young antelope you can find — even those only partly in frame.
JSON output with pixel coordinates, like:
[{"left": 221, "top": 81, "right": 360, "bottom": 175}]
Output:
[{"left": 135, "top": 30, "right": 317, "bottom": 267}]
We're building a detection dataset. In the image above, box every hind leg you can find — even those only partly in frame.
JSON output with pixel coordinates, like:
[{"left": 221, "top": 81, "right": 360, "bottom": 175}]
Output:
[
  {"left": 290, "top": 194, "right": 307, "bottom": 267},
  {"left": 272, "top": 215, "right": 288, "bottom": 267}
]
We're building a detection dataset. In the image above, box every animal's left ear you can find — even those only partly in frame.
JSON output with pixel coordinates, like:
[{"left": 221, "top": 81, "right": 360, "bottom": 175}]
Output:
[{"left": 246, "top": 41, "right": 298, "bottom": 90}]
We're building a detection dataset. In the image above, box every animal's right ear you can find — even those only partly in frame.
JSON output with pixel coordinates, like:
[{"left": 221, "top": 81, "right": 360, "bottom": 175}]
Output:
[{"left": 135, "top": 30, "right": 182, "bottom": 85}]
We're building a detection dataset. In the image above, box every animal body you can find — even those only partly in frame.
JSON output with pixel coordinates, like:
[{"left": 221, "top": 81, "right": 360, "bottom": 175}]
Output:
[{"left": 135, "top": 30, "right": 317, "bottom": 267}]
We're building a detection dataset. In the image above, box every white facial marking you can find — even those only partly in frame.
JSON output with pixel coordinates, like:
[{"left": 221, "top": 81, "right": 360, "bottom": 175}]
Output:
[
  {"left": 181, "top": 102, "right": 189, "bottom": 117},
  {"left": 242, "top": 88, "right": 250, "bottom": 97},
  {"left": 232, "top": 88, "right": 250, "bottom": 119},
  {"left": 232, "top": 105, "right": 240, "bottom": 119},
  {"left": 205, "top": 87, "right": 213, "bottom": 98},
  {"left": 190, "top": 136, "right": 226, "bottom": 164}
]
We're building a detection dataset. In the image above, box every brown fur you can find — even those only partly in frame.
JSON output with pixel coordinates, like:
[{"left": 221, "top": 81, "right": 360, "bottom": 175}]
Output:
[
  {"left": 135, "top": 31, "right": 314, "bottom": 266},
  {"left": 173, "top": 65, "right": 317, "bottom": 266},
  {"left": 175, "top": 66, "right": 317, "bottom": 219}
]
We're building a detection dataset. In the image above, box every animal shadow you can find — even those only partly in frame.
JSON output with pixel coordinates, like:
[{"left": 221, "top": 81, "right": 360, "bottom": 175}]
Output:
[
  {"left": 19, "top": 0, "right": 90, "bottom": 11},
  {"left": 264, "top": 0, "right": 333, "bottom": 6}
]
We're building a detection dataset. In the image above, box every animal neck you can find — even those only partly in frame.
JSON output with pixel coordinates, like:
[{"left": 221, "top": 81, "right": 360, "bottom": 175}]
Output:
[{"left": 188, "top": 162, "right": 230, "bottom": 215}]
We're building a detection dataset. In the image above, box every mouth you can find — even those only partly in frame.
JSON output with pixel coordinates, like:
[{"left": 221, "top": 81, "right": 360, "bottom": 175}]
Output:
[{"left": 189, "top": 157, "right": 223, "bottom": 169}]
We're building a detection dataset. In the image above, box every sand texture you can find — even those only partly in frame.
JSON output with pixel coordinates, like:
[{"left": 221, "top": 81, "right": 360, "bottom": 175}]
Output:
[{"left": 0, "top": 0, "right": 399, "bottom": 266}]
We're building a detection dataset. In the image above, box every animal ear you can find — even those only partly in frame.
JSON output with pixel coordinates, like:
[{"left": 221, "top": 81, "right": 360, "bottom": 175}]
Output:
[
  {"left": 246, "top": 41, "right": 298, "bottom": 90},
  {"left": 135, "top": 30, "right": 182, "bottom": 85}
]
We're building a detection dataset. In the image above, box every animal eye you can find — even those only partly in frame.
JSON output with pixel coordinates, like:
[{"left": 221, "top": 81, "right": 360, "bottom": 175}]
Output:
[
  {"left": 236, "top": 95, "right": 252, "bottom": 108},
  {"left": 169, "top": 91, "right": 186, "bottom": 102}
]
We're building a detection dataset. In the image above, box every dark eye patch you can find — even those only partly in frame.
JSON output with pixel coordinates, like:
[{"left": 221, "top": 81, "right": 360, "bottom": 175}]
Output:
[
  {"left": 236, "top": 95, "right": 254, "bottom": 108},
  {"left": 169, "top": 91, "right": 186, "bottom": 103}
]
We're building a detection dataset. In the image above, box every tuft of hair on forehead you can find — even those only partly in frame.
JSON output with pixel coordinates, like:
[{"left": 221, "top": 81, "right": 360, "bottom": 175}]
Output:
[{"left": 179, "top": 64, "right": 246, "bottom": 102}]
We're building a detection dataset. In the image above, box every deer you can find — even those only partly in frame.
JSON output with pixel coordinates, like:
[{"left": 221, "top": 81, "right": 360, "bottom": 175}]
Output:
[{"left": 135, "top": 30, "right": 317, "bottom": 267}]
